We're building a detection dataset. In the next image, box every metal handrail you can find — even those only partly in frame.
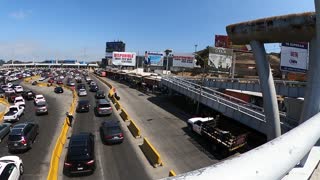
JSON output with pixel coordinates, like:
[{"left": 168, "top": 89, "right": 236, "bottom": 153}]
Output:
[{"left": 163, "top": 112, "right": 320, "bottom": 180}]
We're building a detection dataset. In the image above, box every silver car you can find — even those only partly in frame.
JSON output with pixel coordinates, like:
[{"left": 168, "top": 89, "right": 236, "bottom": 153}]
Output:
[
  {"left": 78, "top": 89, "right": 87, "bottom": 96},
  {"left": 95, "top": 99, "right": 112, "bottom": 116}
]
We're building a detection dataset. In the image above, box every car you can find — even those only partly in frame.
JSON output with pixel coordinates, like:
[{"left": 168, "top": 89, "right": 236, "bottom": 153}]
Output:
[
  {"left": 57, "top": 80, "right": 63, "bottom": 84},
  {"left": 35, "top": 101, "right": 48, "bottom": 115},
  {"left": 21, "top": 90, "right": 35, "bottom": 100},
  {"left": 94, "top": 99, "right": 112, "bottom": 116},
  {"left": 63, "top": 132, "right": 95, "bottom": 176},
  {"left": 13, "top": 86, "right": 23, "bottom": 93},
  {"left": 39, "top": 77, "right": 46, "bottom": 81},
  {"left": 67, "top": 81, "right": 75, "bottom": 86},
  {"left": 77, "top": 84, "right": 86, "bottom": 90},
  {"left": 0, "top": 156, "right": 23, "bottom": 179},
  {"left": 89, "top": 81, "right": 96, "bottom": 86},
  {"left": 0, "top": 123, "right": 12, "bottom": 142},
  {"left": 3, "top": 106, "right": 24, "bottom": 122},
  {"left": 34, "top": 94, "right": 46, "bottom": 105},
  {"left": 99, "top": 121, "right": 124, "bottom": 144},
  {"left": 85, "top": 77, "right": 92, "bottom": 82},
  {"left": 54, "top": 87, "right": 64, "bottom": 93},
  {"left": 7, "top": 92, "right": 18, "bottom": 103},
  {"left": 95, "top": 90, "right": 105, "bottom": 99},
  {"left": 5, "top": 88, "right": 15, "bottom": 94},
  {"left": 48, "top": 78, "right": 54, "bottom": 83},
  {"left": 76, "top": 100, "right": 90, "bottom": 113},
  {"left": 89, "top": 85, "right": 99, "bottom": 92},
  {"left": 78, "top": 89, "right": 87, "bottom": 97},
  {"left": 7, "top": 122, "right": 39, "bottom": 152},
  {"left": 31, "top": 81, "right": 38, "bottom": 86},
  {"left": 14, "top": 97, "right": 25, "bottom": 108}
]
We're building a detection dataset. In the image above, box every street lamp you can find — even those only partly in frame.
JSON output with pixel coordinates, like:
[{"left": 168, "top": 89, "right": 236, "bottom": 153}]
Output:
[{"left": 164, "top": 49, "right": 172, "bottom": 74}]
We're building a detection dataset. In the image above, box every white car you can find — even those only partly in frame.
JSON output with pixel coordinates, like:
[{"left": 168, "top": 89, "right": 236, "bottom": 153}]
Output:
[
  {"left": 39, "top": 77, "right": 46, "bottom": 81},
  {"left": 14, "top": 97, "right": 25, "bottom": 107},
  {"left": 3, "top": 105, "right": 24, "bottom": 122},
  {"left": 5, "top": 88, "right": 15, "bottom": 94},
  {"left": 7, "top": 83, "right": 13, "bottom": 88},
  {"left": 0, "top": 156, "right": 23, "bottom": 180},
  {"left": 78, "top": 89, "right": 87, "bottom": 96},
  {"left": 34, "top": 95, "right": 46, "bottom": 105},
  {"left": 14, "top": 86, "right": 23, "bottom": 93}
]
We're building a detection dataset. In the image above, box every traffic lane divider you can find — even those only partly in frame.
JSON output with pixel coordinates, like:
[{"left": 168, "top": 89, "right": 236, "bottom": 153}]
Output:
[
  {"left": 169, "top": 170, "right": 176, "bottom": 177},
  {"left": 140, "top": 137, "right": 163, "bottom": 168},
  {"left": 119, "top": 108, "right": 130, "bottom": 122},
  {"left": 115, "top": 101, "right": 121, "bottom": 110},
  {"left": 127, "top": 120, "right": 141, "bottom": 138}
]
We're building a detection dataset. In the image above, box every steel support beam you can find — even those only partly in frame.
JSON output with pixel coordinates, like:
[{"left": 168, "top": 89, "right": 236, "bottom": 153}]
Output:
[{"left": 250, "top": 40, "right": 281, "bottom": 140}]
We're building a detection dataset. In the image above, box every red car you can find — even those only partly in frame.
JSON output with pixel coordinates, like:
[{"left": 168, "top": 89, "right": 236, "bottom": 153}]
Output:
[
  {"left": 57, "top": 80, "right": 63, "bottom": 84},
  {"left": 48, "top": 79, "right": 54, "bottom": 83}
]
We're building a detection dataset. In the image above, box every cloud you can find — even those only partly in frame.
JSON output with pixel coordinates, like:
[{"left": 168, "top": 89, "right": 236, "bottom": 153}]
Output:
[{"left": 9, "top": 10, "right": 32, "bottom": 20}]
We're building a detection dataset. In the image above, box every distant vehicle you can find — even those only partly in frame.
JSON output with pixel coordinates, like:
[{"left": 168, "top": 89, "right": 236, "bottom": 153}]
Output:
[
  {"left": 76, "top": 100, "right": 90, "bottom": 113},
  {"left": 34, "top": 94, "right": 46, "bottom": 105},
  {"left": 21, "top": 90, "right": 35, "bottom": 100},
  {"left": 3, "top": 106, "right": 24, "bottom": 122},
  {"left": 187, "top": 117, "right": 248, "bottom": 154},
  {"left": 94, "top": 99, "right": 112, "bottom": 116},
  {"left": 99, "top": 121, "right": 123, "bottom": 144},
  {"left": 57, "top": 80, "right": 63, "bottom": 84},
  {"left": 0, "top": 123, "right": 12, "bottom": 142},
  {"left": 85, "top": 77, "right": 92, "bottom": 82},
  {"left": 95, "top": 90, "right": 105, "bottom": 99},
  {"left": 39, "top": 77, "right": 46, "bottom": 81},
  {"left": 89, "top": 81, "right": 96, "bottom": 86},
  {"left": 14, "top": 86, "right": 23, "bottom": 93},
  {"left": 7, "top": 122, "right": 39, "bottom": 152},
  {"left": 77, "top": 84, "right": 86, "bottom": 90},
  {"left": 63, "top": 132, "right": 95, "bottom": 176},
  {"left": 14, "top": 97, "right": 25, "bottom": 108},
  {"left": 67, "top": 81, "right": 75, "bottom": 86},
  {"left": 31, "top": 81, "right": 38, "bottom": 86},
  {"left": 54, "top": 87, "right": 64, "bottom": 93},
  {"left": 59, "top": 76, "right": 64, "bottom": 79},
  {"left": 78, "top": 89, "right": 87, "bottom": 97},
  {"left": 0, "top": 156, "right": 23, "bottom": 179},
  {"left": 35, "top": 101, "right": 48, "bottom": 115},
  {"left": 48, "top": 78, "right": 54, "bottom": 83},
  {"left": 5, "top": 88, "right": 15, "bottom": 94},
  {"left": 89, "top": 85, "right": 99, "bottom": 92},
  {"left": 7, "top": 92, "right": 18, "bottom": 103}
]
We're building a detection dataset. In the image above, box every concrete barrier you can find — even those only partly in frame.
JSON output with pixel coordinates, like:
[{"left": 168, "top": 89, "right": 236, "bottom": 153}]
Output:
[
  {"left": 119, "top": 108, "right": 130, "bottom": 121},
  {"left": 140, "top": 137, "right": 163, "bottom": 168},
  {"left": 115, "top": 101, "right": 121, "bottom": 110},
  {"left": 169, "top": 170, "right": 177, "bottom": 177},
  {"left": 127, "top": 120, "right": 141, "bottom": 138}
]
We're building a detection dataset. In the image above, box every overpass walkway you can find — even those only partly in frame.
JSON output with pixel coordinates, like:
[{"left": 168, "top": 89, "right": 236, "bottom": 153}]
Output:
[
  {"left": 184, "top": 77, "right": 306, "bottom": 97},
  {"left": 161, "top": 76, "right": 294, "bottom": 136}
]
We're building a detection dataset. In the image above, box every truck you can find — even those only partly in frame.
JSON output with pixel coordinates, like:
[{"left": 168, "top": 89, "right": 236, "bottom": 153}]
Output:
[
  {"left": 3, "top": 105, "right": 24, "bottom": 122},
  {"left": 187, "top": 116, "right": 248, "bottom": 154}
]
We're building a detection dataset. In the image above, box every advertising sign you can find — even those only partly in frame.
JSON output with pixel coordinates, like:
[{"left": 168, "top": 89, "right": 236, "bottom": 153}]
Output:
[
  {"left": 280, "top": 42, "right": 308, "bottom": 73},
  {"left": 144, "top": 51, "right": 164, "bottom": 66},
  {"left": 112, "top": 52, "right": 136, "bottom": 66},
  {"left": 172, "top": 53, "right": 195, "bottom": 68},
  {"left": 208, "top": 47, "right": 233, "bottom": 72}
]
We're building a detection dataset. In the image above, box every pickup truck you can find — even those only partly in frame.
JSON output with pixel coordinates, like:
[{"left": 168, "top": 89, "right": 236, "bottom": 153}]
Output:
[
  {"left": 3, "top": 105, "right": 24, "bottom": 122},
  {"left": 187, "top": 116, "right": 248, "bottom": 154}
]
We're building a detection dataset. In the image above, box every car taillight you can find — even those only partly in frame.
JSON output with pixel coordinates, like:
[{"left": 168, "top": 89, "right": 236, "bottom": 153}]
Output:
[
  {"left": 119, "top": 133, "right": 123, "bottom": 138},
  {"left": 86, "top": 160, "right": 94, "bottom": 165},
  {"left": 21, "top": 137, "right": 27, "bottom": 145},
  {"left": 64, "top": 162, "right": 72, "bottom": 167}
]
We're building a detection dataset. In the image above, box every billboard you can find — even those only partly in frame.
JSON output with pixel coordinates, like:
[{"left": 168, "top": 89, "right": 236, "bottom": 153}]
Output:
[
  {"left": 144, "top": 51, "right": 164, "bottom": 66},
  {"left": 172, "top": 53, "right": 195, "bottom": 68},
  {"left": 280, "top": 42, "right": 309, "bottom": 73},
  {"left": 112, "top": 52, "right": 136, "bottom": 66},
  {"left": 215, "top": 35, "right": 250, "bottom": 51},
  {"left": 208, "top": 47, "right": 233, "bottom": 72}
]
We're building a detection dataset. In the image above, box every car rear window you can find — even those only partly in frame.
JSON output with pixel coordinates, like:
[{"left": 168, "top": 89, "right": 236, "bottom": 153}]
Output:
[
  {"left": 8, "top": 135, "right": 22, "bottom": 141},
  {"left": 106, "top": 126, "right": 121, "bottom": 134},
  {"left": 98, "top": 103, "right": 110, "bottom": 108}
]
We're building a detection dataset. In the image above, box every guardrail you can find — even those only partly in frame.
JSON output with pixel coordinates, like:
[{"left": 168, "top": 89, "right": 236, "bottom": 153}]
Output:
[
  {"left": 127, "top": 120, "right": 141, "bottom": 138},
  {"left": 140, "top": 137, "right": 163, "bottom": 168}
]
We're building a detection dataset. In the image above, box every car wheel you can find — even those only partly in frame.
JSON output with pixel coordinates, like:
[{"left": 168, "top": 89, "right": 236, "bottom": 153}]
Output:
[{"left": 19, "top": 164, "right": 24, "bottom": 175}]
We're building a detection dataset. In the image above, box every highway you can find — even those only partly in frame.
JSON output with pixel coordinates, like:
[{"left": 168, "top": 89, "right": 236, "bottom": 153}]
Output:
[
  {"left": 0, "top": 80, "right": 73, "bottom": 180},
  {"left": 61, "top": 77, "right": 150, "bottom": 180}
]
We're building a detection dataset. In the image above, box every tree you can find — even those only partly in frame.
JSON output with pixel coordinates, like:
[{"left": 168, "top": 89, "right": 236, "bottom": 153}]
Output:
[{"left": 195, "top": 46, "right": 210, "bottom": 68}]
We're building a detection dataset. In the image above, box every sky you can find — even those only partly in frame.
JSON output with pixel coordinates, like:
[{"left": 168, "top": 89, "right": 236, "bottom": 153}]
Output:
[{"left": 0, "top": 0, "right": 315, "bottom": 62}]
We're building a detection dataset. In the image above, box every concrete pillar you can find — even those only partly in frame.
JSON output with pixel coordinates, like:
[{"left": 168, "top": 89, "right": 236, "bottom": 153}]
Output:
[{"left": 250, "top": 40, "right": 281, "bottom": 140}]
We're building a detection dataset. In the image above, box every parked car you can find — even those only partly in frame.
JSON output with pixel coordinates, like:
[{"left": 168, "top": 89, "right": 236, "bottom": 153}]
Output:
[
  {"left": 14, "top": 86, "right": 23, "bottom": 93},
  {"left": 94, "top": 99, "right": 112, "bottom": 116},
  {"left": 76, "top": 100, "right": 90, "bottom": 113},
  {"left": 54, "top": 87, "right": 64, "bottom": 93},
  {"left": 34, "top": 95, "right": 46, "bottom": 105},
  {"left": 35, "top": 101, "right": 48, "bottom": 115},
  {"left": 21, "top": 90, "right": 35, "bottom": 100},
  {"left": 0, "top": 156, "right": 23, "bottom": 179},
  {"left": 89, "top": 85, "right": 99, "bottom": 92},
  {"left": 7, "top": 122, "right": 39, "bottom": 152},
  {"left": 95, "top": 90, "right": 105, "bottom": 99},
  {"left": 14, "top": 97, "right": 25, "bottom": 108},
  {"left": 3, "top": 106, "right": 24, "bottom": 122},
  {"left": 63, "top": 132, "right": 95, "bottom": 176},
  {"left": 0, "top": 123, "right": 12, "bottom": 142},
  {"left": 99, "top": 121, "right": 123, "bottom": 144},
  {"left": 78, "top": 89, "right": 87, "bottom": 97}
]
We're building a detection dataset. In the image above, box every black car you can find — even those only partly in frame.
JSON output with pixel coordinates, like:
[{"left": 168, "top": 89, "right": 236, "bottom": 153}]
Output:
[
  {"left": 76, "top": 100, "right": 90, "bottom": 113},
  {"left": 7, "top": 122, "right": 39, "bottom": 152},
  {"left": 95, "top": 90, "right": 105, "bottom": 99},
  {"left": 21, "top": 90, "right": 35, "bottom": 100},
  {"left": 63, "top": 133, "right": 95, "bottom": 176},
  {"left": 99, "top": 121, "right": 123, "bottom": 144},
  {"left": 89, "top": 85, "right": 99, "bottom": 92},
  {"left": 77, "top": 84, "right": 86, "bottom": 90},
  {"left": 54, "top": 87, "right": 64, "bottom": 93}
]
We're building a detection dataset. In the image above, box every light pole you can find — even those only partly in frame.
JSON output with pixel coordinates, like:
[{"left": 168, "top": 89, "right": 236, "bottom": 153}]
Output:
[
  {"left": 165, "top": 49, "right": 172, "bottom": 74},
  {"left": 194, "top": 52, "right": 206, "bottom": 115}
]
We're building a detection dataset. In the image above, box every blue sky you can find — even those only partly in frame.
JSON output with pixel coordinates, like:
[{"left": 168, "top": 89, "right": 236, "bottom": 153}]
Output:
[{"left": 0, "top": 0, "right": 315, "bottom": 61}]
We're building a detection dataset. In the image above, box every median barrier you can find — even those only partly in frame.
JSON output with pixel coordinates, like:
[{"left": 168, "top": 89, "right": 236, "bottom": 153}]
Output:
[
  {"left": 119, "top": 108, "right": 130, "bottom": 121},
  {"left": 111, "top": 96, "right": 116, "bottom": 104},
  {"left": 169, "top": 170, "right": 177, "bottom": 177},
  {"left": 115, "top": 101, "right": 121, "bottom": 110},
  {"left": 140, "top": 137, "right": 163, "bottom": 168},
  {"left": 127, "top": 120, "right": 141, "bottom": 138}
]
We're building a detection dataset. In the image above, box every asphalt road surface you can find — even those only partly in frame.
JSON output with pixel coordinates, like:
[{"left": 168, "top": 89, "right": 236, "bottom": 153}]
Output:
[{"left": 61, "top": 77, "right": 150, "bottom": 180}]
